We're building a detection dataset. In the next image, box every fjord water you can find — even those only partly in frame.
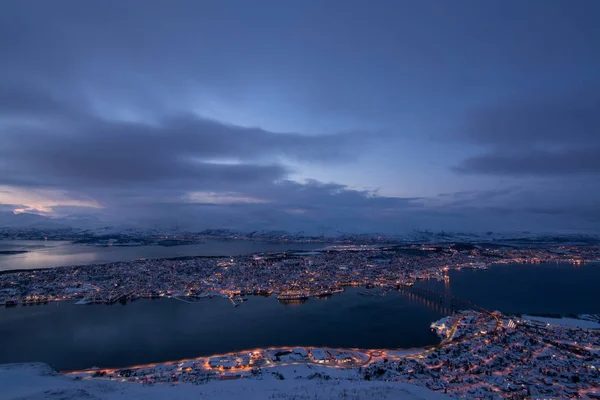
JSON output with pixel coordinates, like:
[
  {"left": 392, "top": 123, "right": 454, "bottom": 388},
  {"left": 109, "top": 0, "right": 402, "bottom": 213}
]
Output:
[
  {"left": 1, "top": 262, "right": 597, "bottom": 371},
  {"left": 0, "top": 240, "right": 325, "bottom": 272},
  {"left": 415, "top": 262, "right": 600, "bottom": 315},
  {"left": 0, "top": 288, "right": 443, "bottom": 371}
]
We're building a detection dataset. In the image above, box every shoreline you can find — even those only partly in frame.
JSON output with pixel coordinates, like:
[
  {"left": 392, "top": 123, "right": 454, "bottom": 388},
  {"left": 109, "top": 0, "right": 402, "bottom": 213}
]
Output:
[
  {"left": 57, "top": 309, "right": 600, "bottom": 399},
  {"left": 3, "top": 308, "right": 599, "bottom": 398}
]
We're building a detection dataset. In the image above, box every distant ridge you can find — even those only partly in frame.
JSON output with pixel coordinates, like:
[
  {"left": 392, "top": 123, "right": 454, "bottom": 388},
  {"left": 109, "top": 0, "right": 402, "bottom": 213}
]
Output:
[{"left": 1, "top": 216, "right": 599, "bottom": 246}]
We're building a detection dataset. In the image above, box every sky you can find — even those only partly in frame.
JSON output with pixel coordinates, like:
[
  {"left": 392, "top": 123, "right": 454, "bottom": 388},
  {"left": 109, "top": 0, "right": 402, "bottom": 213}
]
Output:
[{"left": 1, "top": 0, "right": 599, "bottom": 234}]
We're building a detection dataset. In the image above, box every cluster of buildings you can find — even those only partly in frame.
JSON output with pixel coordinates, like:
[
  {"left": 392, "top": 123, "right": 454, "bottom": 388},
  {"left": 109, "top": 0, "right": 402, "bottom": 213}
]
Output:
[
  {"left": 68, "top": 309, "right": 600, "bottom": 399},
  {"left": 2, "top": 241, "right": 599, "bottom": 398},
  {"left": 2, "top": 243, "right": 599, "bottom": 307},
  {"left": 365, "top": 312, "right": 600, "bottom": 399},
  {"left": 69, "top": 347, "right": 370, "bottom": 384}
]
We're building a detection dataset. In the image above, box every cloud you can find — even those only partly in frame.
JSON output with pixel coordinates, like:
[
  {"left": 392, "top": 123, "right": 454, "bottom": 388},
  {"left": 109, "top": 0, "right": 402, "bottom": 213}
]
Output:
[
  {"left": 0, "top": 204, "right": 26, "bottom": 213},
  {"left": 185, "top": 192, "right": 270, "bottom": 205},
  {"left": 454, "top": 148, "right": 600, "bottom": 176},
  {"left": 73, "top": 179, "right": 424, "bottom": 234},
  {"left": 463, "top": 93, "right": 600, "bottom": 147},
  {"left": 0, "top": 186, "right": 101, "bottom": 215},
  {"left": 0, "top": 84, "right": 77, "bottom": 118},
  {"left": 2, "top": 1, "right": 600, "bottom": 233},
  {"left": 0, "top": 82, "right": 408, "bottom": 231},
  {"left": 89, "top": 180, "right": 600, "bottom": 234},
  {"left": 0, "top": 85, "right": 372, "bottom": 194},
  {"left": 455, "top": 92, "right": 600, "bottom": 176},
  {"left": 430, "top": 187, "right": 522, "bottom": 207},
  {"left": 2, "top": 82, "right": 599, "bottom": 232}
]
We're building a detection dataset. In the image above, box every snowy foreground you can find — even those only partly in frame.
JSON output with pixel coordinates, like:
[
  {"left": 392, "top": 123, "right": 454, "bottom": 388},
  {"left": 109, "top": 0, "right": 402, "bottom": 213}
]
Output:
[
  {"left": 3, "top": 312, "right": 599, "bottom": 399},
  {"left": 522, "top": 315, "right": 600, "bottom": 330},
  {"left": 1, "top": 363, "right": 450, "bottom": 400}
]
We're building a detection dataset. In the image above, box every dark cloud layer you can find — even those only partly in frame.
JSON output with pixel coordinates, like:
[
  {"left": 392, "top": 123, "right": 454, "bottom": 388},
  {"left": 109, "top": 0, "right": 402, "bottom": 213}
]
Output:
[
  {"left": 1, "top": 1, "right": 600, "bottom": 233},
  {"left": 454, "top": 149, "right": 600, "bottom": 176},
  {"left": 0, "top": 73, "right": 416, "bottom": 233},
  {"left": 0, "top": 87, "right": 368, "bottom": 191},
  {"left": 455, "top": 93, "right": 600, "bottom": 176},
  {"left": 463, "top": 94, "right": 600, "bottom": 147}
]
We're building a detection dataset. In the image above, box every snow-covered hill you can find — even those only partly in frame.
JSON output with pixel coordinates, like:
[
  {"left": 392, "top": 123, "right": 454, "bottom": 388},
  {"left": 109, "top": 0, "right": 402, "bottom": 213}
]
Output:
[
  {"left": 1, "top": 363, "right": 449, "bottom": 400},
  {"left": 1, "top": 211, "right": 598, "bottom": 245}
]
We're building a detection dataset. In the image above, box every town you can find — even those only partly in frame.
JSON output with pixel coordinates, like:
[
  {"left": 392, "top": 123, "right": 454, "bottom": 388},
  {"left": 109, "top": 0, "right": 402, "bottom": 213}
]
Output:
[
  {"left": 65, "top": 310, "right": 600, "bottom": 399},
  {"left": 2, "top": 242, "right": 600, "bottom": 398},
  {"left": 1, "top": 243, "right": 599, "bottom": 307}
]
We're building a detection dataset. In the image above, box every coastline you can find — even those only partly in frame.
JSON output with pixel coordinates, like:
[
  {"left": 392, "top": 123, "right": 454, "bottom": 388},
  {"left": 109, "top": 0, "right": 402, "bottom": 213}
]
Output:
[
  {"left": 1, "top": 362, "right": 452, "bottom": 400},
  {"left": 7, "top": 308, "right": 595, "bottom": 399}
]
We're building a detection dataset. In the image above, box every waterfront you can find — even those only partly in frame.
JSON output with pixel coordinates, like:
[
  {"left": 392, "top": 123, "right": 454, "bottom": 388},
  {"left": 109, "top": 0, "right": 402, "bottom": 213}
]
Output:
[
  {"left": 0, "top": 240, "right": 325, "bottom": 272},
  {"left": 0, "top": 288, "right": 443, "bottom": 371},
  {"left": 2, "top": 260, "right": 600, "bottom": 399},
  {"left": 1, "top": 262, "right": 598, "bottom": 372}
]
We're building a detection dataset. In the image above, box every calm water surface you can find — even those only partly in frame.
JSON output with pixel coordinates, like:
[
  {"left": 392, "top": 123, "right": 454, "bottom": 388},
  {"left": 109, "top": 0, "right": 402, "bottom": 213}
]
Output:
[
  {"left": 1, "top": 262, "right": 597, "bottom": 371},
  {"left": 0, "top": 240, "right": 325, "bottom": 271},
  {"left": 415, "top": 262, "right": 600, "bottom": 315},
  {"left": 0, "top": 288, "right": 442, "bottom": 370}
]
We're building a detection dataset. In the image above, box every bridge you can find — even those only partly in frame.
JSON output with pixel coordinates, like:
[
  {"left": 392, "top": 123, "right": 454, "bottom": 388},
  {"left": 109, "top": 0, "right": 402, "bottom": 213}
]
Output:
[{"left": 397, "top": 284, "right": 490, "bottom": 315}]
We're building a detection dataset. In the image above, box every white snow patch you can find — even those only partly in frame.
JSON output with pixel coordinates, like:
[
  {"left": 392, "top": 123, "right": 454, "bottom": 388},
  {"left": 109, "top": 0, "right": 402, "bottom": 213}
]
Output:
[
  {"left": 0, "top": 362, "right": 449, "bottom": 400},
  {"left": 522, "top": 315, "right": 600, "bottom": 329}
]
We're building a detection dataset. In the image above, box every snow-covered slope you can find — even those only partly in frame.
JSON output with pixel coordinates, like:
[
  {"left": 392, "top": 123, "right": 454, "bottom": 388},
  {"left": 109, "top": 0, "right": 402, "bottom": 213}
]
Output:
[
  {"left": 1, "top": 363, "right": 449, "bottom": 400},
  {"left": 522, "top": 315, "right": 600, "bottom": 329}
]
